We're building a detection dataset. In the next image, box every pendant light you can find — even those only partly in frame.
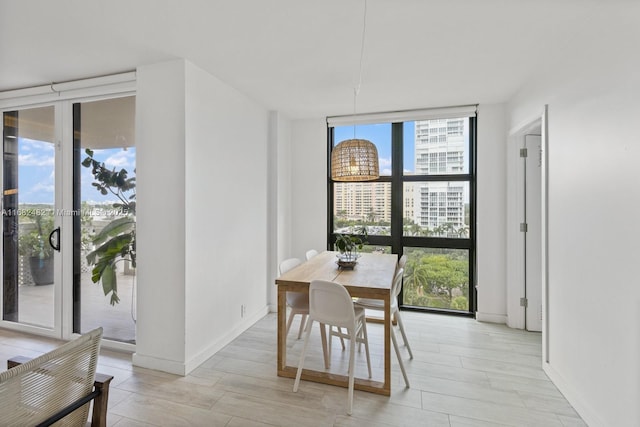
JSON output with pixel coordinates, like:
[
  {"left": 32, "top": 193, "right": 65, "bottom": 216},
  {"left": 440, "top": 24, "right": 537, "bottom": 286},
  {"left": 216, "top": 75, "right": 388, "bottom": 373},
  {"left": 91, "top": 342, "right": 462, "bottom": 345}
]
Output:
[{"left": 331, "top": 0, "right": 379, "bottom": 182}]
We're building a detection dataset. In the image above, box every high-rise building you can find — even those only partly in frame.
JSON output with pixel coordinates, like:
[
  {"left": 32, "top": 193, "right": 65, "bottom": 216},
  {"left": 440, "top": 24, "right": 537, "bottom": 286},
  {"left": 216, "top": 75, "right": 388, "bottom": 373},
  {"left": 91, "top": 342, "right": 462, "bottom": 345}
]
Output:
[
  {"left": 333, "top": 182, "right": 391, "bottom": 224},
  {"left": 413, "top": 118, "right": 466, "bottom": 236}
]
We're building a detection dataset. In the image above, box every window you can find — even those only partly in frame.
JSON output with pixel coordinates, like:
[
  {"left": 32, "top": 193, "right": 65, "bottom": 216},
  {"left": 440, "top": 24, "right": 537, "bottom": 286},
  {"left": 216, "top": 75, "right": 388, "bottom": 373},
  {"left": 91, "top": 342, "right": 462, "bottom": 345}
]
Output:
[{"left": 328, "top": 107, "right": 476, "bottom": 314}]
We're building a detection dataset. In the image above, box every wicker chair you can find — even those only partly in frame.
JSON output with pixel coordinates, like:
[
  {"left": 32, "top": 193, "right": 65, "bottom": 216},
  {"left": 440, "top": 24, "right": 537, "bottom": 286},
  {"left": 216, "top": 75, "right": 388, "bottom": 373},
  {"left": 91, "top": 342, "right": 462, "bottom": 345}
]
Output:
[{"left": 0, "top": 327, "right": 113, "bottom": 427}]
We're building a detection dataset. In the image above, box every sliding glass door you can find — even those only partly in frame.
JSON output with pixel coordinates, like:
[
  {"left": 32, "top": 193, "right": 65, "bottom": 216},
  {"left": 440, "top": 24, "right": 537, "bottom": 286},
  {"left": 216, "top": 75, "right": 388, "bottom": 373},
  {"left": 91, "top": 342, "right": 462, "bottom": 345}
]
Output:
[
  {"left": 2, "top": 106, "right": 59, "bottom": 331},
  {"left": 1, "top": 92, "right": 136, "bottom": 344}
]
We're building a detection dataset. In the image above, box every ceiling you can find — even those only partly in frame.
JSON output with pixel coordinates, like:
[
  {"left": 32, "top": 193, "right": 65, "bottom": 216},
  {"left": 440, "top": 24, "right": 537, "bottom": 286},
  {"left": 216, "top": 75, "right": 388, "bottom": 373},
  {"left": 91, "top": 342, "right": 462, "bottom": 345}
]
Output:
[{"left": 0, "top": 0, "right": 630, "bottom": 119}]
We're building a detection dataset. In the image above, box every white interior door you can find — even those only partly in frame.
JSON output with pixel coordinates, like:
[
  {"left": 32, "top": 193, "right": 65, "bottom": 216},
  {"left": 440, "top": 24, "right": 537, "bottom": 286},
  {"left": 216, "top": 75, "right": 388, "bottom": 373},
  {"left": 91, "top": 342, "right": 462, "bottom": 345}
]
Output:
[{"left": 524, "top": 134, "right": 542, "bottom": 332}]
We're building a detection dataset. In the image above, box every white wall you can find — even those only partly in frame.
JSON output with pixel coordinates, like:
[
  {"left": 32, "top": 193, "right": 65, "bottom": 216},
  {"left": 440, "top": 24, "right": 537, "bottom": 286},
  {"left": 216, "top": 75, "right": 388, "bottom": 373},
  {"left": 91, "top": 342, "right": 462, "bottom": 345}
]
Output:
[
  {"left": 135, "top": 59, "right": 187, "bottom": 371},
  {"left": 290, "top": 119, "right": 327, "bottom": 259},
  {"left": 183, "top": 61, "right": 270, "bottom": 371},
  {"left": 475, "top": 104, "right": 508, "bottom": 323},
  {"left": 506, "top": 3, "right": 640, "bottom": 424},
  {"left": 271, "top": 112, "right": 292, "bottom": 309},
  {"left": 134, "top": 59, "right": 270, "bottom": 375}
]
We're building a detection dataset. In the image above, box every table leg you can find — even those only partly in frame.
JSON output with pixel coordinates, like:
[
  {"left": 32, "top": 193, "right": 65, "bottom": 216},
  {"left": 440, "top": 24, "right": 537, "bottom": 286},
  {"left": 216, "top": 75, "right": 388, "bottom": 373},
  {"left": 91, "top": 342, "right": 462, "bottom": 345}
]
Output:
[{"left": 277, "top": 287, "right": 287, "bottom": 373}]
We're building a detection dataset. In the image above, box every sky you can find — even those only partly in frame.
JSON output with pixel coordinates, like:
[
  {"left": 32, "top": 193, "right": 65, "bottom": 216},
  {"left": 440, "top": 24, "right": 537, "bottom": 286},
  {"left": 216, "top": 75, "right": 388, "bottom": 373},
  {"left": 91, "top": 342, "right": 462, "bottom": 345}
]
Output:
[
  {"left": 334, "top": 119, "right": 470, "bottom": 176},
  {"left": 17, "top": 137, "right": 136, "bottom": 205},
  {"left": 334, "top": 122, "right": 416, "bottom": 175}
]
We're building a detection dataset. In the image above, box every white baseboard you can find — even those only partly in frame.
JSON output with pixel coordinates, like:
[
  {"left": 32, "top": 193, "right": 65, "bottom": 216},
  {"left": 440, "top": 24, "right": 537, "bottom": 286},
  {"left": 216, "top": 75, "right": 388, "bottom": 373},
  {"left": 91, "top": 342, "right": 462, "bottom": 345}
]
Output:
[
  {"left": 475, "top": 311, "right": 507, "bottom": 324},
  {"left": 184, "top": 306, "right": 270, "bottom": 375},
  {"left": 133, "top": 306, "right": 270, "bottom": 376},
  {"left": 543, "top": 362, "right": 605, "bottom": 427},
  {"left": 132, "top": 352, "right": 187, "bottom": 376}
]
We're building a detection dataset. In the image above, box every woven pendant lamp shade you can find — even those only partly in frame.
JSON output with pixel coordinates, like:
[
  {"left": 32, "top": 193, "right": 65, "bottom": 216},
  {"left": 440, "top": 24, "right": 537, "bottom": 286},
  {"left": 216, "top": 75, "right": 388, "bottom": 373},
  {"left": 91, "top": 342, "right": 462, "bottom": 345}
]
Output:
[{"left": 331, "top": 138, "right": 379, "bottom": 181}]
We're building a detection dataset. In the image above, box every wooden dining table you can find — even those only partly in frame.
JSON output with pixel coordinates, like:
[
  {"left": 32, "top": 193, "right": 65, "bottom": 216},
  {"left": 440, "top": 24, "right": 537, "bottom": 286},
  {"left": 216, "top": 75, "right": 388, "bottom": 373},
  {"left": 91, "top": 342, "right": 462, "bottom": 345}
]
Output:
[{"left": 275, "top": 250, "right": 398, "bottom": 396}]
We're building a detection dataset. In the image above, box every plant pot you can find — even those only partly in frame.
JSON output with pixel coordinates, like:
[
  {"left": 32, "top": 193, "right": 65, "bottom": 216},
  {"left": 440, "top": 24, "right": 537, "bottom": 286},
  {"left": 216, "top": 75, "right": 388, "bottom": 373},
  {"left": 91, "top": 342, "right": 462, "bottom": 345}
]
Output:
[
  {"left": 336, "top": 253, "right": 359, "bottom": 269},
  {"left": 29, "top": 256, "right": 54, "bottom": 285}
]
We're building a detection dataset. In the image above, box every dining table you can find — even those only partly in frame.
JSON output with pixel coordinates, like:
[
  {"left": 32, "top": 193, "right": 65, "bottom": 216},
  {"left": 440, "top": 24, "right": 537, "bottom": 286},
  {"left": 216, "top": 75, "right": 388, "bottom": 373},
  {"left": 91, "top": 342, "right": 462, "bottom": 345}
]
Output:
[{"left": 275, "top": 250, "right": 398, "bottom": 396}]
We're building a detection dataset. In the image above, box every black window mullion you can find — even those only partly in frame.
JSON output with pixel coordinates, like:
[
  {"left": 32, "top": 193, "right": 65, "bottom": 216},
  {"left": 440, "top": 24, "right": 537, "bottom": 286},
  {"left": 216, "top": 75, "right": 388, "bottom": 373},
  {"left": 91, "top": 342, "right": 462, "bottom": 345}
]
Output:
[
  {"left": 390, "top": 123, "right": 403, "bottom": 255},
  {"left": 403, "top": 174, "right": 472, "bottom": 182},
  {"left": 327, "top": 126, "right": 335, "bottom": 251},
  {"left": 469, "top": 116, "right": 477, "bottom": 312}
]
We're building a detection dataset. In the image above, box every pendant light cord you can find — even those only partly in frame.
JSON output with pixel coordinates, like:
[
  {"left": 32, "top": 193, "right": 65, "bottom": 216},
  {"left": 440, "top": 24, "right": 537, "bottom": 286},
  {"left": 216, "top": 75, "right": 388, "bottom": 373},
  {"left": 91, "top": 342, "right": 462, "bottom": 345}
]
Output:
[{"left": 353, "top": 0, "right": 368, "bottom": 138}]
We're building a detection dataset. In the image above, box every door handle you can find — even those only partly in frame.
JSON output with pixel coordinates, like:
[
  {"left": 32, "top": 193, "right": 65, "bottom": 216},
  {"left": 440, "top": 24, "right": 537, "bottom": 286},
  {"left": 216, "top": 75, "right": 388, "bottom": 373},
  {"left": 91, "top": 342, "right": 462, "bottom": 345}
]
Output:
[{"left": 49, "top": 227, "right": 60, "bottom": 252}]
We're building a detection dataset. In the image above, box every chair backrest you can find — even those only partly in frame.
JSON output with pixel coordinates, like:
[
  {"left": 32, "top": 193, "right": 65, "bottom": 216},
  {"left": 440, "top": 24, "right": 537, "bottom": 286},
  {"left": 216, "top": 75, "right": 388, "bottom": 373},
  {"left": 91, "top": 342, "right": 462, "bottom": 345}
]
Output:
[
  {"left": 398, "top": 254, "right": 407, "bottom": 269},
  {"left": 279, "top": 257, "right": 302, "bottom": 275},
  {"left": 309, "top": 280, "right": 356, "bottom": 329},
  {"left": 305, "top": 249, "right": 319, "bottom": 261},
  {"left": 392, "top": 267, "right": 405, "bottom": 299},
  {"left": 280, "top": 258, "right": 306, "bottom": 308},
  {"left": 0, "top": 327, "right": 103, "bottom": 426}
]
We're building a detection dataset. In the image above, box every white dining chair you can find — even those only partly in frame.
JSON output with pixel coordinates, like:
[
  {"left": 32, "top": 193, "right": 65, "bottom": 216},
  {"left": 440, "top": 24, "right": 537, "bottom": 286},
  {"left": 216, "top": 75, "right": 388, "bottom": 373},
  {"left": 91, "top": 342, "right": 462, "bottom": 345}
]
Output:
[
  {"left": 305, "top": 248, "right": 348, "bottom": 352},
  {"left": 354, "top": 267, "right": 412, "bottom": 388},
  {"left": 305, "top": 249, "right": 319, "bottom": 261},
  {"left": 279, "top": 258, "right": 308, "bottom": 339},
  {"left": 293, "top": 279, "right": 372, "bottom": 415},
  {"left": 398, "top": 254, "right": 407, "bottom": 270}
]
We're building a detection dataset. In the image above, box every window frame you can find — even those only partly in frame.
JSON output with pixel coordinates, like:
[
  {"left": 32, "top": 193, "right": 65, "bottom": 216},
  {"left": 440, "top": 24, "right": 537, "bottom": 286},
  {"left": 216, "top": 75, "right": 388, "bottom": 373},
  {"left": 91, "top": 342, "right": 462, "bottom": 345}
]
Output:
[{"left": 327, "top": 116, "right": 477, "bottom": 316}]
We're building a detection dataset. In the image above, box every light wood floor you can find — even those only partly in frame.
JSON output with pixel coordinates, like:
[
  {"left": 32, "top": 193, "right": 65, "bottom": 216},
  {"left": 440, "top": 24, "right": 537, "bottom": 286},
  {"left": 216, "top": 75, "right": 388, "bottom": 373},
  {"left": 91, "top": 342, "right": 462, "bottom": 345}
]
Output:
[{"left": 0, "top": 311, "right": 586, "bottom": 426}]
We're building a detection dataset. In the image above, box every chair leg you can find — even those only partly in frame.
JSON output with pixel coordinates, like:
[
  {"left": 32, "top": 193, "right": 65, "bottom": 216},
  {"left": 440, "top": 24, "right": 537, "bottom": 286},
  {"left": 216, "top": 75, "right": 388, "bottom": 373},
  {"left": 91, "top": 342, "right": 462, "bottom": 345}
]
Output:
[
  {"left": 391, "top": 327, "right": 410, "bottom": 388},
  {"left": 347, "top": 328, "right": 356, "bottom": 415},
  {"left": 293, "top": 319, "right": 314, "bottom": 392},
  {"left": 328, "top": 324, "right": 333, "bottom": 366},
  {"left": 337, "top": 327, "right": 346, "bottom": 350},
  {"left": 360, "top": 320, "right": 372, "bottom": 378},
  {"left": 394, "top": 309, "right": 413, "bottom": 359},
  {"left": 297, "top": 314, "right": 307, "bottom": 339}
]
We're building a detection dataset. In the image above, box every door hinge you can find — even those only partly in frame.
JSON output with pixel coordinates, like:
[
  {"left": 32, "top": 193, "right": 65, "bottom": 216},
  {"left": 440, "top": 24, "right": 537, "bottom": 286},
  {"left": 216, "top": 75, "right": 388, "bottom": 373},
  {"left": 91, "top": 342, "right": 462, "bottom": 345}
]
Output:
[
  {"left": 520, "top": 222, "right": 528, "bottom": 232},
  {"left": 520, "top": 148, "right": 528, "bottom": 158},
  {"left": 520, "top": 297, "right": 528, "bottom": 308}
]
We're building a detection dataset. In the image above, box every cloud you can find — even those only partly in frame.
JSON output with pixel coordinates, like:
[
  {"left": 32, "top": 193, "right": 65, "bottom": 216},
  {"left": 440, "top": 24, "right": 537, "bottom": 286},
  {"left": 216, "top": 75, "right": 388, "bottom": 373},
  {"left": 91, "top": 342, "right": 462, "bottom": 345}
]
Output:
[
  {"left": 104, "top": 150, "right": 135, "bottom": 169},
  {"left": 379, "top": 156, "right": 391, "bottom": 175},
  {"left": 30, "top": 182, "right": 55, "bottom": 194},
  {"left": 21, "top": 139, "right": 54, "bottom": 151},
  {"left": 18, "top": 139, "right": 55, "bottom": 166},
  {"left": 18, "top": 153, "right": 54, "bottom": 167}
]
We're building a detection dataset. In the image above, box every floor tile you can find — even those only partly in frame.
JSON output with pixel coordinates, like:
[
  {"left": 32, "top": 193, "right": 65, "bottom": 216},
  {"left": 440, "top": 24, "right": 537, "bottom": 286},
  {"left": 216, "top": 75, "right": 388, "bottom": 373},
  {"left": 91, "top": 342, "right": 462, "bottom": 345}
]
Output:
[{"left": 0, "top": 311, "right": 586, "bottom": 426}]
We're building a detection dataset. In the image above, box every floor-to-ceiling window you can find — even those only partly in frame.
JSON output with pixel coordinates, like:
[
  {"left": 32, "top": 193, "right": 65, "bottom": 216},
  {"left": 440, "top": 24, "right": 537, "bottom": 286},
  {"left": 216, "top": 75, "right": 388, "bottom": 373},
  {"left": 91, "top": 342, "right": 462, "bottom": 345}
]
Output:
[{"left": 328, "top": 106, "right": 477, "bottom": 314}]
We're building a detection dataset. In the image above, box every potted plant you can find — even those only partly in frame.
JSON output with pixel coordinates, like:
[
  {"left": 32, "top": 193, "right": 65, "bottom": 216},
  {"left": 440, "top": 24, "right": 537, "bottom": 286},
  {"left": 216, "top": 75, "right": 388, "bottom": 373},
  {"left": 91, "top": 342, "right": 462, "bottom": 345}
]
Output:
[
  {"left": 335, "top": 226, "right": 368, "bottom": 267},
  {"left": 19, "top": 211, "right": 55, "bottom": 285}
]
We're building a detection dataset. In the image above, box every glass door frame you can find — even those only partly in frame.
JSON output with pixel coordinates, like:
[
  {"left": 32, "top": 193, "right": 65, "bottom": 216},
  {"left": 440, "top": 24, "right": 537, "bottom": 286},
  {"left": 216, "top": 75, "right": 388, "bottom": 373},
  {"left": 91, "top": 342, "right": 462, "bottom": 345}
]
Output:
[
  {"left": 0, "top": 76, "right": 136, "bottom": 348},
  {"left": 1, "top": 101, "right": 64, "bottom": 339}
]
